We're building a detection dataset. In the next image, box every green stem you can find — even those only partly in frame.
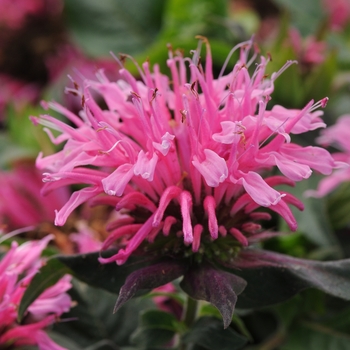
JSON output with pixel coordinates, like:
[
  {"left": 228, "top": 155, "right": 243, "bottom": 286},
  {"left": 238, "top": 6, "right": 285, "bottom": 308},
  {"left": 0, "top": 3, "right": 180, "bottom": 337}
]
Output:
[
  {"left": 180, "top": 296, "right": 199, "bottom": 350},
  {"left": 182, "top": 296, "right": 198, "bottom": 328}
]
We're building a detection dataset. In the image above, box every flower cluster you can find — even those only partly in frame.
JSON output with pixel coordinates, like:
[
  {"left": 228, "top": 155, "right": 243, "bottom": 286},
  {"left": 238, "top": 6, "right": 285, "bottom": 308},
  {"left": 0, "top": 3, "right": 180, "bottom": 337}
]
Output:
[
  {"left": 0, "top": 235, "right": 72, "bottom": 349},
  {"left": 33, "top": 38, "right": 337, "bottom": 265}
]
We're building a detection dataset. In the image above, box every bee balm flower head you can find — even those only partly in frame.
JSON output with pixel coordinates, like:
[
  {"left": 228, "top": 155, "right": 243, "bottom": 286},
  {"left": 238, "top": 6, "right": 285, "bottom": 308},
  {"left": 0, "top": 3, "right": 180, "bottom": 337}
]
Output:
[{"left": 33, "top": 37, "right": 336, "bottom": 265}]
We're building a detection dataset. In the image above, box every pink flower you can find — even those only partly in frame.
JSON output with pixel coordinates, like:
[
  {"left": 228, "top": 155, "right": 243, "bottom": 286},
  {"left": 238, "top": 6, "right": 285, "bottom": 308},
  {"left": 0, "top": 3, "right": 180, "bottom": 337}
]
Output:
[
  {"left": 152, "top": 283, "right": 182, "bottom": 320},
  {"left": 306, "top": 115, "right": 350, "bottom": 197},
  {"left": 0, "top": 0, "right": 62, "bottom": 29},
  {"left": 323, "top": 0, "right": 350, "bottom": 31},
  {"left": 0, "top": 235, "right": 72, "bottom": 349},
  {"left": 288, "top": 28, "right": 326, "bottom": 66},
  {"left": 0, "top": 74, "right": 40, "bottom": 115},
  {"left": 70, "top": 221, "right": 102, "bottom": 253},
  {"left": 0, "top": 162, "right": 69, "bottom": 231},
  {"left": 33, "top": 38, "right": 337, "bottom": 265}
]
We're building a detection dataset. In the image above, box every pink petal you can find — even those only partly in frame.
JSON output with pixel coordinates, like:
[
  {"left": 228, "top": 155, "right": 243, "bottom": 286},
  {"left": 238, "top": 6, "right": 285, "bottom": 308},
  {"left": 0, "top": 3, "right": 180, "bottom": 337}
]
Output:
[{"left": 192, "top": 149, "right": 228, "bottom": 187}]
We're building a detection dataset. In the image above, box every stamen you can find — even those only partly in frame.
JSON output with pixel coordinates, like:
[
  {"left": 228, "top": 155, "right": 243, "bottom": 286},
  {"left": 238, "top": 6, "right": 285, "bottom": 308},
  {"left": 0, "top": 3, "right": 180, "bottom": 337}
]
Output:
[
  {"left": 219, "top": 225, "right": 227, "bottom": 237},
  {"left": 192, "top": 224, "right": 203, "bottom": 252},
  {"left": 203, "top": 196, "right": 218, "bottom": 240},
  {"left": 309, "top": 97, "right": 329, "bottom": 112},
  {"left": 219, "top": 37, "right": 254, "bottom": 78},
  {"left": 115, "top": 192, "right": 157, "bottom": 212},
  {"left": 229, "top": 228, "right": 248, "bottom": 246},
  {"left": 271, "top": 60, "right": 298, "bottom": 81},
  {"left": 163, "top": 216, "right": 177, "bottom": 236},
  {"left": 179, "top": 191, "right": 193, "bottom": 244},
  {"left": 0, "top": 226, "right": 36, "bottom": 244},
  {"left": 153, "top": 186, "right": 182, "bottom": 227}
]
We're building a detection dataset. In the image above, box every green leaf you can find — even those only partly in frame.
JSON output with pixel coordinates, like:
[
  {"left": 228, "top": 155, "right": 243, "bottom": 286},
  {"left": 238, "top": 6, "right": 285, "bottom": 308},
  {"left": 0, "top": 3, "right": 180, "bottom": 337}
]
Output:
[
  {"left": 278, "top": 176, "right": 339, "bottom": 248},
  {"left": 327, "top": 182, "right": 350, "bottom": 229},
  {"left": 273, "top": 0, "right": 325, "bottom": 36},
  {"left": 46, "top": 331, "right": 83, "bottom": 350},
  {"left": 131, "top": 310, "right": 178, "bottom": 348},
  {"left": 0, "top": 133, "right": 36, "bottom": 169},
  {"left": 161, "top": 0, "right": 229, "bottom": 41},
  {"left": 6, "top": 103, "right": 53, "bottom": 156},
  {"left": 18, "top": 258, "right": 70, "bottom": 322},
  {"left": 56, "top": 250, "right": 159, "bottom": 294},
  {"left": 304, "top": 51, "right": 338, "bottom": 103},
  {"left": 124, "top": 0, "right": 234, "bottom": 76},
  {"left": 63, "top": 0, "right": 166, "bottom": 57},
  {"left": 53, "top": 279, "right": 153, "bottom": 348},
  {"left": 226, "top": 249, "right": 350, "bottom": 309},
  {"left": 180, "top": 262, "right": 246, "bottom": 329},
  {"left": 281, "top": 322, "right": 350, "bottom": 350},
  {"left": 182, "top": 316, "right": 247, "bottom": 350}
]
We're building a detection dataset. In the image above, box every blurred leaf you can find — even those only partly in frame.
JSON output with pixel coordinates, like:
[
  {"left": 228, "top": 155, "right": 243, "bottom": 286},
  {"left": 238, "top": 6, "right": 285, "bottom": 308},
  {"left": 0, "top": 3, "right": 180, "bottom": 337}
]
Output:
[
  {"left": 114, "top": 260, "right": 186, "bottom": 313},
  {"left": 18, "top": 258, "right": 70, "bottom": 322},
  {"left": 53, "top": 280, "right": 153, "bottom": 348},
  {"left": 47, "top": 331, "right": 83, "bottom": 350},
  {"left": 180, "top": 262, "right": 247, "bottom": 329},
  {"left": 278, "top": 176, "right": 339, "bottom": 248},
  {"left": 125, "top": 0, "right": 235, "bottom": 76},
  {"left": 0, "top": 133, "right": 35, "bottom": 168},
  {"left": 281, "top": 322, "right": 350, "bottom": 350},
  {"left": 327, "top": 25, "right": 350, "bottom": 70},
  {"left": 182, "top": 316, "right": 247, "bottom": 350},
  {"left": 131, "top": 310, "right": 178, "bottom": 348},
  {"left": 6, "top": 104, "right": 54, "bottom": 156},
  {"left": 63, "top": 0, "right": 166, "bottom": 57},
  {"left": 221, "top": 249, "right": 350, "bottom": 309},
  {"left": 304, "top": 51, "right": 338, "bottom": 103},
  {"left": 327, "top": 182, "right": 350, "bottom": 229},
  {"left": 265, "top": 43, "right": 305, "bottom": 109},
  {"left": 161, "top": 0, "right": 228, "bottom": 41},
  {"left": 273, "top": 0, "right": 325, "bottom": 36}
]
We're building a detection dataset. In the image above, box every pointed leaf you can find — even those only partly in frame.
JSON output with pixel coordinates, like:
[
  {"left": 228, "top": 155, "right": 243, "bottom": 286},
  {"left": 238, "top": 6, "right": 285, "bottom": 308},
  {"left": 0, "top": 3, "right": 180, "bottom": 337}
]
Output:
[
  {"left": 180, "top": 262, "right": 247, "bottom": 328},
  {"left": 18, "top": 258, "right": 70, "bottom": 322},
  {"left": 182, "top": 316, "right": 247, "bottom": 350},
  {"left": 57, "top": 250, "right": 158, "bottom": 294},
  {"left": 114, "top": 260, "right": 186, "bottom": 313},
  {"left": 225, "top": 249, "right": 350, "bottom": 309},
  {"left": 131, "top": 310, "right": 178, "bottom": 348}
]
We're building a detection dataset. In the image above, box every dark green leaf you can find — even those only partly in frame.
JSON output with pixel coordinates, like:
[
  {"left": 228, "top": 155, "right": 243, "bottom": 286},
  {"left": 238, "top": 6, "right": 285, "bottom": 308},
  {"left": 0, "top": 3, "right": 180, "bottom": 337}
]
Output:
[
  {"left": 180, "top": 262, "right": 246, "bottom": 328},
  {"left": 63, "top": 0, "right": 166, "bottom": 57},
  {"left": 327, "top": 182, "right": 350, "bottom": 229},
  {"left": 114, "top": 260, "right": 186, "bottom": 313},
  {"left": 131, "top": 310, "right": 178, "bottom": 348},
  {"left": 182, "top": 316, "right": 247, "bottom": 350},
  {"left": 57, "top": 250, "right": 158, "bottom": 294},
  {"left": 53, "top": 279, "right": 153, "bottom": 348},
  {"left": 281, "top": 322, "right": 350, "bottom": 350},
  {"left": 46, "top": 331, "right": 83, "bottom": 350},
  {"left": 225, "top": 249, "right": 350, "bottom": 309},
  {"left": 18, "top": 258, "right": 70, "bottom": 322}
]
